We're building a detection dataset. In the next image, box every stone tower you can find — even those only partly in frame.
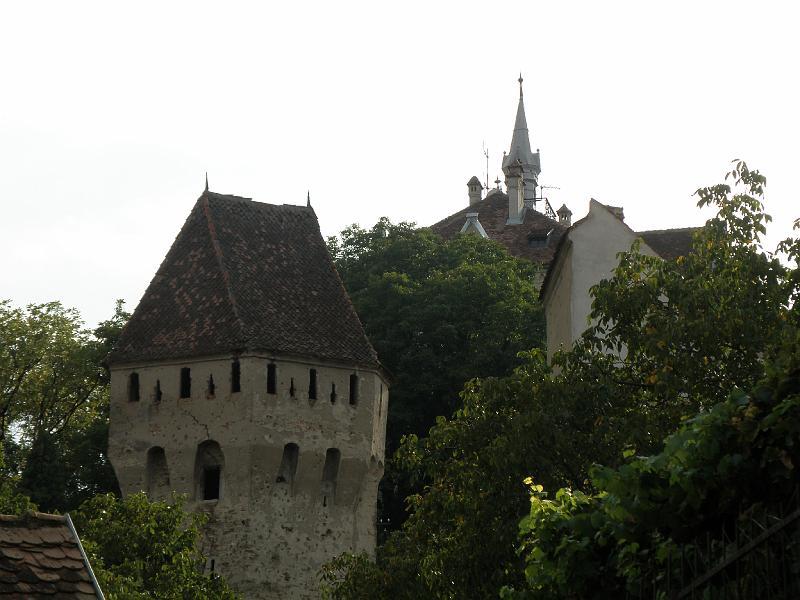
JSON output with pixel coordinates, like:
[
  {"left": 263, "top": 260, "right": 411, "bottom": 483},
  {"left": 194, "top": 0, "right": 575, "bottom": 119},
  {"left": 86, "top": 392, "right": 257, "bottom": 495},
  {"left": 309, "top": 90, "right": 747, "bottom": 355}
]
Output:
[
  {"left": 502, "top": 75, "right": 541, "bottom": 224},
  {"left": 107, "top": 190, "right": 388, "bottom": 599}
]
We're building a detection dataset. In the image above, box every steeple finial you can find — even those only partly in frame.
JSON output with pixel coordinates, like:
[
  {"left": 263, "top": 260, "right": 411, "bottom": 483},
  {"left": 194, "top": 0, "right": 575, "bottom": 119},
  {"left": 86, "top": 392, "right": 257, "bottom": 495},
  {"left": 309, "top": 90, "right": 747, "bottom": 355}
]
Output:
[
  {"left": 307, "top": 190, "right": 311, "bottom": 207},
  {"left": 518, "top": 73, "right": 523, "bottom": 97},
  {"left": 205, "top": 172, "right": 209, "bottom": 192}
]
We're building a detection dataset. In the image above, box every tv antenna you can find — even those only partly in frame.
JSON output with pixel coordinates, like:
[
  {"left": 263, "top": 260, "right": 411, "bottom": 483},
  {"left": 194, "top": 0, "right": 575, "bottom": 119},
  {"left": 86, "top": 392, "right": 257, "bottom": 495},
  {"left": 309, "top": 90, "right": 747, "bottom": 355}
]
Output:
[{"left": 482, "top": 141, "right": 489, "bottom": 195}]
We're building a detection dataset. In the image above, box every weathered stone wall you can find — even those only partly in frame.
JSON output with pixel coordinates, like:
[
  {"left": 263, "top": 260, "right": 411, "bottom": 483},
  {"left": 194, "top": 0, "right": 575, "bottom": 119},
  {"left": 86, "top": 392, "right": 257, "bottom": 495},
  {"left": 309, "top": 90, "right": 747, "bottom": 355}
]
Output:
[{"left": 109, "top": 353, "right": 388, "bottom": 599}]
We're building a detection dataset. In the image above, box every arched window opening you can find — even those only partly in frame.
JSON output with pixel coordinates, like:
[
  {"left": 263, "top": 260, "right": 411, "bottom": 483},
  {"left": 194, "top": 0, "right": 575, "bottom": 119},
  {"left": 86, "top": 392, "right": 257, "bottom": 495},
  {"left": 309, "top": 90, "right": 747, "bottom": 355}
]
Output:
[
  {"left": 195, "top": 440, "right": 224, "bottom": 501},
  {"left": 207, "top": 374, "right": 215, "bottom": 397},
  {"left": 231, "top": 359, "right": 241, "bottom": 393},
  {"left": 146, "top": 446, "right": 170, "bottom": 499},
  {"left": 266, "top": 363, "right": 277, "bottom": 395},
  {"left": 349, "top": 374, "right": 359, "bottom": 406},
  {"left": 330, "top": 383, "right": 337, "bottom": 404},
  {"left": 321, "top": 448, "right": 341, "bottom": 507},
  {"left": 276, "top": 443, "right": 299, "bottom": 488},
  {"left": 180, "top": 368, "right": 191, "bottom": 399},
  {"left": 308, "top": 369, "right": 317, "bottom": 400},
  {"left": 155, "top": 380, "right": 163, "bottom": 403},
  {"left": 128, "top": 373, "right": 140, "bottom": 402}
]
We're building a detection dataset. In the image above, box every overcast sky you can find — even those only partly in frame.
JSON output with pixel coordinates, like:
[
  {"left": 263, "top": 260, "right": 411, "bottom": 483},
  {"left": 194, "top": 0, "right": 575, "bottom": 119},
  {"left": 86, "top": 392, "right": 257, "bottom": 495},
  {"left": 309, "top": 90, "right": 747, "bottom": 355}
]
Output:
[{"left": 1, "top": 1, "right": 798, "bottom": 328}]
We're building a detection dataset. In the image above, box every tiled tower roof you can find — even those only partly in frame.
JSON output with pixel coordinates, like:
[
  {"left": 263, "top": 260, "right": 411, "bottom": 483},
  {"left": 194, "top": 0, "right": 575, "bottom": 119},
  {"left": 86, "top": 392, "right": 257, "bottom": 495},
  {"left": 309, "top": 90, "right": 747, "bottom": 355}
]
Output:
[{"left": 110, "top": 191, "right": 379, "bottom": 368}]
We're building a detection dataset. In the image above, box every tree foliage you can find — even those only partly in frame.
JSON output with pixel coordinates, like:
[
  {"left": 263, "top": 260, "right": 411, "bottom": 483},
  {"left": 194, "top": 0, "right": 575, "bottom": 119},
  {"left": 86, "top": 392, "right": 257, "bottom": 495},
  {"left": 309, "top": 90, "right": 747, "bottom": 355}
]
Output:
[
  {"left": 329, "top": 221, "right": 546, "bottom": 529},
  {"left": 506, "top": 332, "right": 800, "bottom": 598},
  {"left": 328, "top": 220, "right": 545, "bottom": 448},
  {"left": 73, "top": 492, "right": 239, "bottom": 599},
  {"left": 321, "top": 162, "right": 800, "bottom": 598},
  {"left": 0, "top": 300, "right": 127, "bottom": 511}
]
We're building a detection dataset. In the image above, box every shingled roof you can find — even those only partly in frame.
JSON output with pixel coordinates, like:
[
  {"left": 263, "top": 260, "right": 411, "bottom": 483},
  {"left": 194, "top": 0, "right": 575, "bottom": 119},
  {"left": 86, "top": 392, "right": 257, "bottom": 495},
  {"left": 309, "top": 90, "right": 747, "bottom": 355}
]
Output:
[
  {"left": 429, "top": 190, "right": 566, "bottom": 265},
  {"left": 638, "top": 227, "right": 700, "bottom": 260},
  {"left": 0, "top": 512, "right": 103, "bottom": 598},
  {"left": 110, "top": 191, "right": 380, "bottom": 368}
]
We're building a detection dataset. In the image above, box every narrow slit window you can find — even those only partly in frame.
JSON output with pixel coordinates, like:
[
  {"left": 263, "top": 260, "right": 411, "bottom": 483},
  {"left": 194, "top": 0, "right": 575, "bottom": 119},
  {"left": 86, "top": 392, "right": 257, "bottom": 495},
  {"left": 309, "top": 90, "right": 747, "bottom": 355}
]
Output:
[
  {"left": 180, "top": 368, "right": 191, "bottom": 399},
  {"left": 289, "top": 378, "right": 296, "bottom": 397},
  {"left": 155, "top": 380, "right": 162, "bottom": 403},
  {"left": 267, "top": 363, "right": 277, "bottom": 394},
  {"left": 308, "top": 369, "right": 317, "bottom": 400},
  {"left": 349, "top": 374, "right": 359, "bottom": 406},
  {"left": 128, "top": 373, "right": 140, "bottom": 402},
  {"left": 231, "top": 359, "right": 241, "bottom": 393},
  {"left": 321, "top": 448, "right": 341, "bottom": 506},
  {"left": 276, "top": 443, "right": 299, "bottom": 486},
  {"left": 330, "top": 383, "right": 337, "bottom": 404},
  {"left": 208, "top": 374, "right": 215, "bottom": 397}
]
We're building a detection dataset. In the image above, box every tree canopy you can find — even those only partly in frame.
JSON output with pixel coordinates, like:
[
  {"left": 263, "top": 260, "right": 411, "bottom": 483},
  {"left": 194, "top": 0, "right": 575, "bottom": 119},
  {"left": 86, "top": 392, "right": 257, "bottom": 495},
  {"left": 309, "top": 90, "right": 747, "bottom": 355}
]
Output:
[
  {"left": 328, "top": 220, "right": 546, "bottom": 450},
  {"left": 0, "top": 300, "right": 128, "bottom": 512},
  {"left": 73, "top": 492, "right": 239, "bottom": 599},
  {"left": 321, "top": 162, "right": 800, "bottom": 599}
]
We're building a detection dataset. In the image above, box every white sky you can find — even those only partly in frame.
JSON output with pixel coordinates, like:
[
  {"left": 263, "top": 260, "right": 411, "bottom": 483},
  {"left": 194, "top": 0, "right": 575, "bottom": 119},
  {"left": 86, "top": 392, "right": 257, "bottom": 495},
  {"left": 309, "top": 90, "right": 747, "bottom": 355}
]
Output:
[{"left": 1, "top": 1, "right": 798, "bottom": 328}]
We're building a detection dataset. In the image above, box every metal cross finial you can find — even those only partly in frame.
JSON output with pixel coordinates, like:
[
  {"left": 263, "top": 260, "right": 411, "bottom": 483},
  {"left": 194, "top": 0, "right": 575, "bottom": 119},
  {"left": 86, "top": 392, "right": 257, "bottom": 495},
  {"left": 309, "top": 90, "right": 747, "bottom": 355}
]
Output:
[
  {"left": 307, "top": 190, "right": 311, "bottom": 207},
  {"left": 518, "top": 73, "right": 523, "bottom": 97},
  {"left": 205, "top": 172, "right": 209, "bottom": 192}
]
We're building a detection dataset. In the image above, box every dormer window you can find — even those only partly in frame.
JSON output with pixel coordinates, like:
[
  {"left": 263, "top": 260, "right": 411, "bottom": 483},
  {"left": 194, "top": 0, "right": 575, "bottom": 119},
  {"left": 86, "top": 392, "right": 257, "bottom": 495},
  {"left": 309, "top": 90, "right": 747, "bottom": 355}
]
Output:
[{"left": 527, "top": 229, "right": 553, "bottom": 248}]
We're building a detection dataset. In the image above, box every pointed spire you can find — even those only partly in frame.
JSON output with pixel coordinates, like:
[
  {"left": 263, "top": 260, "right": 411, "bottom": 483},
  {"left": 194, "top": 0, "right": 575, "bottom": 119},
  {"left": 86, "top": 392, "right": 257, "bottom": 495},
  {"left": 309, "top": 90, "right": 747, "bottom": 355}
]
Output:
[
  {"left": 205, "top": 172, "right": 209, "bottom": 192},
  {"left": 503, "top": 79, "right": 533, "bottom": 168},
  {"left": 307, "top": 190, "right": 311, "bottom": 207}
]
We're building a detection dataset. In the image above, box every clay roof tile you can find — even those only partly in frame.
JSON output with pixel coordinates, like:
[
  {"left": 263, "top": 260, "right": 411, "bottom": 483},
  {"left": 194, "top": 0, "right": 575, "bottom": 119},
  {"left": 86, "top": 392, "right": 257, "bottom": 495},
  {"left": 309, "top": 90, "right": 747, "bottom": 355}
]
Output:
[
  {"left": 109, "top": 191, "right": 380, "bottom": 369},
  {"left": 0, "top": 512, "right": 103, "bottom": 598},
  {"left": 429, "top": 192, "right": 566, "bottom": 266}
]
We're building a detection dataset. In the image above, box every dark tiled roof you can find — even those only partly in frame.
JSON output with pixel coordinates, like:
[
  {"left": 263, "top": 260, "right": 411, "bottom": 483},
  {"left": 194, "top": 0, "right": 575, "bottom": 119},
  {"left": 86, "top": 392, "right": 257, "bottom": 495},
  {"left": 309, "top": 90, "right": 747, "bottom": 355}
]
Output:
[
  {"left": 429, "top": 191, "right": 566, "bottom": 265},
  {"left": 638, "top": 228, "right": 700, "bottom": 260},
  {"left": 0, "top": 512, "right": 101, "bottom": 598},
  {"left": 110, "top": 191, "right": 380, "bottom": 368}
]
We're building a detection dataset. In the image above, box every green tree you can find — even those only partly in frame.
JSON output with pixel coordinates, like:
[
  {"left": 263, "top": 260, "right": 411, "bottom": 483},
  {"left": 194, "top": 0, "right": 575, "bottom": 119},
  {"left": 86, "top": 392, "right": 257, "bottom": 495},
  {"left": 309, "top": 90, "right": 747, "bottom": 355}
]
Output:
[
  {"left": 506, "top": 330, "right": 800, "bottom": 599},
  {"left": 329, "top": 220, "right": 545, "bottom": 448},
  {"left": 73, "top": 492, "right": 239, "bottom": 599},
  {"left": 329, "top": 221, "right": 546, "bottom": 529},
  {"left": 1, "top": 300, "right": 128, "bottom": 511},
  {"left": 322, "top": 162, "right": 799, "bottom": 598}
]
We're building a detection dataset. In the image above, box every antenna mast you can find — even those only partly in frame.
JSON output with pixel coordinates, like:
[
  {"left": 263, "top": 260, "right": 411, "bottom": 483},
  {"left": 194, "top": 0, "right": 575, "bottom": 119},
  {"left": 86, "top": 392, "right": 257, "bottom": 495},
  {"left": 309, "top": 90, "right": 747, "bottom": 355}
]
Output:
[{"left": 482, "top": 142, "right": 489, "bottom": 197}]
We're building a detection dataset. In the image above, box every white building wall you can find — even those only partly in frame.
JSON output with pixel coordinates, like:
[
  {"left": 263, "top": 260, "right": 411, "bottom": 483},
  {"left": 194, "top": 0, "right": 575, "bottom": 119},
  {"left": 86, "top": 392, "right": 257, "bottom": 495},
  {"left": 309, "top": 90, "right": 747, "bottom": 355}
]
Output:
[{"left": 545, "top": 200, "right": 660, "bottom": 360}]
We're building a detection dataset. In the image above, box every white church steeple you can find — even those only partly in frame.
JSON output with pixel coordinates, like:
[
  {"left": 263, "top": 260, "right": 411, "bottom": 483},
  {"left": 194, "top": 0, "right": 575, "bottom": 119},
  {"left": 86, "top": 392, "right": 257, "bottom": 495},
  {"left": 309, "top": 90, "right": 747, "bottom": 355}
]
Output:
[{"left": 502, "top": 75, "right": 541, "bottom": 224}]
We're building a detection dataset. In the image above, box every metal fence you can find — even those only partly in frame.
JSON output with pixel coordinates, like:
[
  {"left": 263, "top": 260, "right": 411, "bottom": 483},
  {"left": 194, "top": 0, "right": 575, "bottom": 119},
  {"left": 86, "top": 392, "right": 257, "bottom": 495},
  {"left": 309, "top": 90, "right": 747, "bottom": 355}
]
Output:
[{"left": 628, "top": 488, "right": 800, "bottom": 599}]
